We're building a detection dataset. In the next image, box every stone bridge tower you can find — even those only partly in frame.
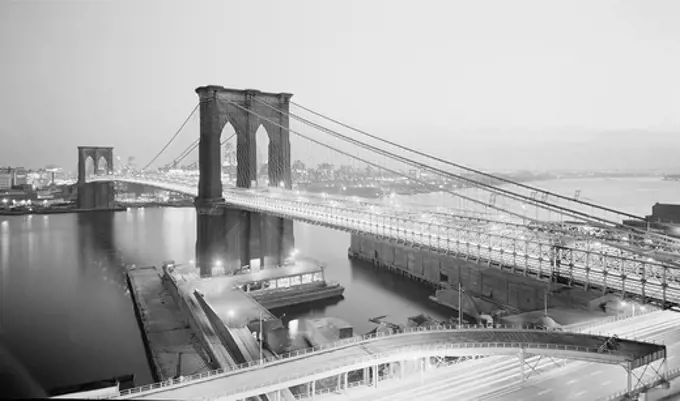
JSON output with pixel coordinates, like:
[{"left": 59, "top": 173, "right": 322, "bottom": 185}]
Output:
[
  {"left": 194, "top": 86, "right": 295, "bottom": 277},
  {"left": 76, "top": 146, "right": 115, "bottom": 210}
]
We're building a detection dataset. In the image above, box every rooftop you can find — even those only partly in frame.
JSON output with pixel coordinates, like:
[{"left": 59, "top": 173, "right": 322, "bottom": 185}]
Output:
[{"left": 170, "top": 257, "right": 325, "bottom": 327}]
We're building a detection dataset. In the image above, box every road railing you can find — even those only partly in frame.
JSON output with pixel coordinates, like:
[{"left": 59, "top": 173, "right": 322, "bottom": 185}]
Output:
[
  {"left": 566, "top": 308, "right": 661, "bottom": 333},
  {"left": 112, "top": 323, "right": 655, "bottom": 398},
  {"left": 289, "top": 356, "right": 478, "bottom": 400},
  {"left": 599, "top": 367, "right": 680, "bottom": 400},
  {"left": 199, "top": 341, "right": 635, "bottom": 401}
]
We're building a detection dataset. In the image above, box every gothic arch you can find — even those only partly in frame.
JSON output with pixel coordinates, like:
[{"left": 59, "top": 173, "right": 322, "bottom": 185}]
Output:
[
  {"left": 77, "top": 146, "right": 114, "bottom": 183},
  {"left": 194, "top": 86, "right": 293, "bottom": 200},
  {"left": 84, "top": 156, "right": 96, "bottom": 177}
]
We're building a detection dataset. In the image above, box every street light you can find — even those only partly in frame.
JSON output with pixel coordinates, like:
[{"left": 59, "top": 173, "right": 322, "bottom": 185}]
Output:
[{"left": 258, "top": 310, "right": 263, "bottom": 363}]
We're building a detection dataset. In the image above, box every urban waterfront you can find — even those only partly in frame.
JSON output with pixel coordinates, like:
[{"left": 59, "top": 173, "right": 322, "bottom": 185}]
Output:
[{"left": 0, "top": 177, "right": 677, "bottom": 392}]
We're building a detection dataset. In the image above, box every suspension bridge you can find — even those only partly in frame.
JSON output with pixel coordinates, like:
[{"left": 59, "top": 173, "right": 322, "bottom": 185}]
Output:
[
  {"left": 75, "top": 86, "right": 680, "bottom": 309},
  {"left": 62, "top": 85, "right": 680, "bottom": 400}
]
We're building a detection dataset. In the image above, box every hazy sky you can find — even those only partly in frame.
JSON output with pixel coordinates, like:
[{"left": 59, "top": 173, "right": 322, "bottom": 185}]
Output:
[{"left": 1, "top": 0, "right": 679, "bottom": 172}]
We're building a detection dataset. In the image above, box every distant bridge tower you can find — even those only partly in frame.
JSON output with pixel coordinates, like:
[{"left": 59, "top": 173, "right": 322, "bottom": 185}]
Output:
[
  {"left": 194, "top": 86, "right": 295, "bottom": 277},
  {"left": 76, "top": 146, "right": 115, "bottom": 210}
]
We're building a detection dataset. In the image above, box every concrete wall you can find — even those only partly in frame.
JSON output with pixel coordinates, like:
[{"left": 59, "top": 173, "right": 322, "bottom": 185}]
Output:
[
  {"left": 52, "top": 385, "right": 119, "bottom": 399},
  {"left": 162, "top": 275, "right": 224, "bottom": 367},
  {"left": 193, "top": 292, "right": 248, "bottom": 365},
  {"left": 350, "top": 234, "right": 596, "bottom": 313}
]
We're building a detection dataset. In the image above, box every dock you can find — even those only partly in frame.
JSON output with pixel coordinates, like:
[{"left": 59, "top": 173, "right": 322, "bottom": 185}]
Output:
[
  {"left": 160, "top": 259, "right": 344, "bottom": 401},
  {"left": 174, "top": 258, "right": 344, "bottom": 329},
  {"left": 126, "top": 266, "right": 215, "bottom": 382}
]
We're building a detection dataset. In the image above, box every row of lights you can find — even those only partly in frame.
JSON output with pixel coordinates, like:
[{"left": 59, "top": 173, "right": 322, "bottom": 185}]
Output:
[{"left": 2, "top": 198, "right": 49, "bottom": 206}]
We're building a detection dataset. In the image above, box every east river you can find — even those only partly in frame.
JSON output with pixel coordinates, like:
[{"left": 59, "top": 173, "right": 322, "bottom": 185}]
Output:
[{"left": 0, "top": 177, "right": 677, "bottom": 391}]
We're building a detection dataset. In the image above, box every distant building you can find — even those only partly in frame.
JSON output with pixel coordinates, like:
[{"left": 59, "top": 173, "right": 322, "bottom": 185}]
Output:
[
  {"left": 0, "top": 172, "right": 11, "bottom": 190},
  {"left": 649, "top": 203, "right": 680, "bottom": 224},
  {"left": 12, "top": 167, "right": 28, "bottom": 187}
]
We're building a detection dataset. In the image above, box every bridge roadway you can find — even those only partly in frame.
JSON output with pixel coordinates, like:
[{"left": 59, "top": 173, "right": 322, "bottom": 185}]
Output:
[
  {"left": 119, "top": 326, "right": 663, "bottom": 400},
  {"left": 309, "top": 310, "right": 680, "bottom": 401},
  {"left": 93, "top": 174, "right": 680, "bottom": 305}
]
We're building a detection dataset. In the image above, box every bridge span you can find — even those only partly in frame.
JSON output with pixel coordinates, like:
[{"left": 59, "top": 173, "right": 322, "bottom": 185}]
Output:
[
  {"left": 91, "top": 174, "right": 680, "bottom": 306},
  {"left": 114, "top": 326, "right": 664, "bottom": 401}
]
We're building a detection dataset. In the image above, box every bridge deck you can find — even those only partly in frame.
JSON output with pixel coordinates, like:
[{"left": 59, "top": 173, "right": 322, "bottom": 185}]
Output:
[{"left": 123, "top": 328, "right": 665, "bottom": 400}]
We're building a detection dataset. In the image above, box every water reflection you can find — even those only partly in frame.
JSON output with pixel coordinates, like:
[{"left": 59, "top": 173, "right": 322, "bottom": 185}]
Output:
[{"left": 0, "top": 212, "right": 152, "bottom": 392}]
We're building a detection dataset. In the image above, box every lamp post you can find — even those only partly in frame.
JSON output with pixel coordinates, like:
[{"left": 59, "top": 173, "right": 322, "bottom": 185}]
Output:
[
  {"left": 458, "top": 282, "right": 463, "bottom": 326},
  {"left": 227, "top": 309, "right": 234, "bottom": 327},
  {"left": 259, "top": 310, "right": 263, "bottom": 363}
]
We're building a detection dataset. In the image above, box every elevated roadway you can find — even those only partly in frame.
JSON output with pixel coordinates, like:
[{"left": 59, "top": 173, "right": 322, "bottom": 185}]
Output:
[
  {"left": 117, "top": 326, "right": 663, "bottom": 400},
  {"left": 92, "top": 174, "right": 680, "bottom": 306},
  {"left": 310, "top": 310, "right": 679, "bottom": 401}
]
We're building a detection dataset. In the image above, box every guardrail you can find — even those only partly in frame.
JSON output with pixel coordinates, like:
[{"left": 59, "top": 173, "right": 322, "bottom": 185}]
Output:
[
  {"left": 203, "top": 341, "right": 635, "bottom": 400},
  {"left": 112, "top": 320, "right": 659, "bottom": 399},
  {"left": 566, "top": 308, "right": 660, "bottom": 333},
  {"left": 599, "top": 367, "right": 680, "bottom": 400},
  {"left": 289, "top": 357, "right": 472, "bottom": 400}
]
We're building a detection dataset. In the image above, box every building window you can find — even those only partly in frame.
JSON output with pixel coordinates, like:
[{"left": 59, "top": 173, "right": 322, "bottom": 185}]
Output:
[
  {"left": 290, "top": 276, "right": 301, "bottom": 286},
  {"left": 277, "top": 277, "right": 290, "bottom": 288}
]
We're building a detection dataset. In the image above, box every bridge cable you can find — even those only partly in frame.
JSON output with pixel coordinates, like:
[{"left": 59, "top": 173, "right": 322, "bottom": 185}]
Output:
[
  {"left": 186, "top": 133, "right": 237, "bottom": 169},
  {"left": 289, "top": 101, "right": 643, "bottom": 223},
  {"left": 222, "top": 99, "right": 592, "bottom": 230},
  {"left": 168, "top": 138, "right": 199, "bottom": 168},
  {"left": 224, "top": 99, "right": 675, "bottom": 256},
  {"left": 250, "top": 98, "right": 680, "bottom": 251},
  {"left": 256, "top": 98, "right": 680, "bottom": 248},
  {"left": 142, "top": 103, "right": 199, "bottom": 171},
  {"left": 252, "top": 98, "right": 626, "bottom": 229}
]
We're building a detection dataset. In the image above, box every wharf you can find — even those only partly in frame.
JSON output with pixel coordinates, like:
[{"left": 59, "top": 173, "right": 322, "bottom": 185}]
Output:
[
  {"left": 173, "top": 258, "right": 344, "bottom": 328},
  {"left": 126, "top": 266, "right": 214, "bottom": 382}
]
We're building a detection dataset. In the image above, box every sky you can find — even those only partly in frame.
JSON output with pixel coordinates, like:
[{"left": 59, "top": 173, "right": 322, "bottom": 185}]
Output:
[{"left": 1, "top": 0, "right": 679, "bottom": 172}]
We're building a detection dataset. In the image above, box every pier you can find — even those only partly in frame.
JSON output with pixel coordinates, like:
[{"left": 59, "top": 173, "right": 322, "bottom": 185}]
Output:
[
  {"left": 127, "top": 259, "right": 345, "bottom": 390},
  {"left": 126, "top": 266, "right": 216, "bottom": 382}
]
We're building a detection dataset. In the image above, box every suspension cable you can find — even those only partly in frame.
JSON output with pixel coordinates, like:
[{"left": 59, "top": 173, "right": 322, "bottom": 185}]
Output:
[
  {"left": 223, "top": 99, "right": 680, "bottom": 255},
  {"left": 142, "top": 103, "right": 199, "bottom": 171},
  {"left": 289, "top": 101, "right": 643, "bottom": 222},
  {"left": 169, "top": 138, "right": 199, "bottom": 168},
  {"left": 252, "top": 97, "right": 622, "bottom": 228},
  {"left": 224, "top": 98, "right": 587, "bottom": 226},
  {"left": 250, "top": 97, "right": 680, "bottom": 249},
  {"left": 186, "top": 133, "right": 236, "bottom": 169}
]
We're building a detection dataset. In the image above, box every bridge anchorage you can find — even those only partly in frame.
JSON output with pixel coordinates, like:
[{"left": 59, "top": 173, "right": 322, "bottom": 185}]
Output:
[
  {"left": 194, "top": 86, "right": 295, "bottom": 277},
  {"left": 76, "top": 146, "right": 115, "bottom": 210}
]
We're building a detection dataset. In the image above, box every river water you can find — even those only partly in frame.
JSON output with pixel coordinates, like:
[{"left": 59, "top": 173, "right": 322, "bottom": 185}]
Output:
[{"left": 0, "top": 177, "right": 677, "bottom": 391}]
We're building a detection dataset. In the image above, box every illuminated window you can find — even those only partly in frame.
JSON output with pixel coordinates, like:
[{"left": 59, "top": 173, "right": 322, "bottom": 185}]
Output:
[
  {"left": 268, "top": 280, "right": 277, "bottom": 289},
  {"left": 277, "top": 277, "right": 290, "bottom": 288},
  {"left": 301, "top": 274, "right": 312, "bottom": 284},
  {"left": 290, "top": 276, "right": 301, "bottom": 286},
  {"left": 313, "top": 273, "right": 323, "bottom": 282}
]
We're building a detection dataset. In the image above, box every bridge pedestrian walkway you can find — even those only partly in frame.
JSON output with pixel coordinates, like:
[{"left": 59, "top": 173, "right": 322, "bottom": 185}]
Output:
[
  {"left": 120, "top": 326, "right": 665, "bottom": 400},
  {"left": 91, "top": 175, "right": 680, "bottom": 306}
]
